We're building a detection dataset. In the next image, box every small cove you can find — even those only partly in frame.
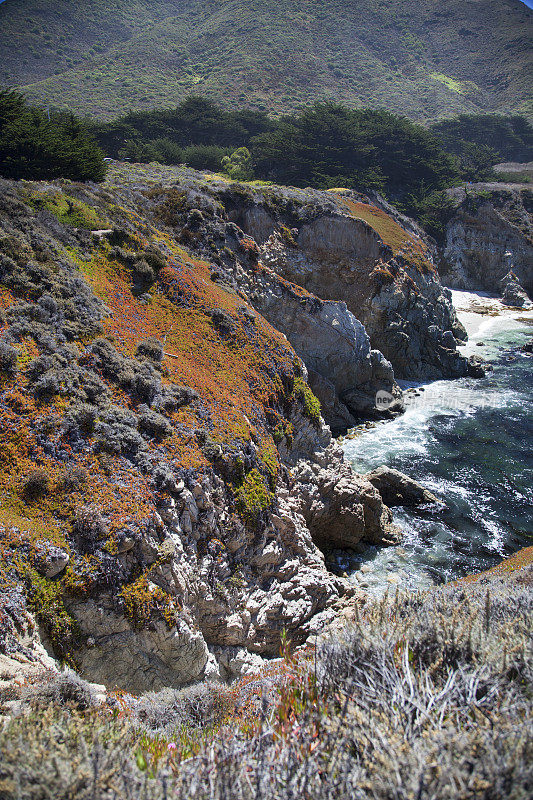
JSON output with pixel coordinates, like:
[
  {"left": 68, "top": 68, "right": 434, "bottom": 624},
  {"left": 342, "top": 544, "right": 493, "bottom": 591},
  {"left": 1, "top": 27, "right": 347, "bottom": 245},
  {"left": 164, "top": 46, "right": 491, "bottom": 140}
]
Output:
[{"left": 339, "top": 291, "right": 533, "bottom": 594}]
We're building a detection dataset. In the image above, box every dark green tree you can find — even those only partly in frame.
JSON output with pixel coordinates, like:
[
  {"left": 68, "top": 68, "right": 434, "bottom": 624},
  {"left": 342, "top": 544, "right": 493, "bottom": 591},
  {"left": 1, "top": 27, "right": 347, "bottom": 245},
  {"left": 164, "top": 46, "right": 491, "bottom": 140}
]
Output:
[{"left": 0, "top": 90, "right": 105, "bottom": 181}]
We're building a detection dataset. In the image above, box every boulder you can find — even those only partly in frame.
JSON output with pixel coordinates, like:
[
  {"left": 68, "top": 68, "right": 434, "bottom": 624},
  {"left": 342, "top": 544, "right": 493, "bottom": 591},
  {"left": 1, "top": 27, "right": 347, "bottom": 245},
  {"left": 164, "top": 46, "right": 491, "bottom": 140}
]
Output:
[
  {"left": 500, "top": 270, "right": 531, "bottom": 308},
  {"left": 467, "top": 354, "right": 486, "bottom": 378},
  {"left": 34, "top": 544, "right": 70, "bottom": 578},
  {"left": 364, "top": 466, "right": 441, "bottom": 508}
]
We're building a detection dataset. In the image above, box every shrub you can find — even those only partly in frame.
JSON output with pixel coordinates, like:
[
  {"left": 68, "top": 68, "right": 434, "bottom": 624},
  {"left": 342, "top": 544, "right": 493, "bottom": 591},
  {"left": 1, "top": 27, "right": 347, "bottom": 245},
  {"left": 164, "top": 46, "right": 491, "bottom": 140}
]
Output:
[
  {"left": 182, "top": 144, "right": 230, "bottom": 172},
  {"left": 21, "top": 469, "right": 50, "bottom": 502},
  {"left": 210, "top": 308, "right": 236, "bottom": 336},
  {"left": 71, "top": 506, "right": 107, "bottom": 553},
  {"left": 59, "top": 465, "right": 88, "bottom": 492},
  {"left": 0, "top": 569, "right": 531, "bottom": 799},
  {"left": 133, "top": 682, "right": 234, "bottom": 734},
  {"left": 119, "top": 575, "right": 175, "bottom": 629},
  {"left": 234, "top": 468, "right": 274, "bottom": 524},
  {"left": 222, "top": 147, "right": 254, "bottom": 181},
  {"left": 136, "top": 337, "right": 164, "bottom": 363},
  {"left": 65, "top": 403, "right": 98, "bottom": 436},
  {"left": 0, "top": 340, "right": 17, "bottom": 374},
  {"left": 95, "top": 422, "right": 145, "bottom": 454},
  {"left": 292, "top": 377, "right": 321, "bottom": 424},
  {"left": 139, "top": 410, "right": 173, "bottom": 439},
  {"left": 132, "top": 258, "right": 155, "bottom": 286},
  {"left": 22, "top": 670, "right": 99, "bottom": 711},
  {"left": 24, "top": 569, "right": 78, "bottom": 661}
]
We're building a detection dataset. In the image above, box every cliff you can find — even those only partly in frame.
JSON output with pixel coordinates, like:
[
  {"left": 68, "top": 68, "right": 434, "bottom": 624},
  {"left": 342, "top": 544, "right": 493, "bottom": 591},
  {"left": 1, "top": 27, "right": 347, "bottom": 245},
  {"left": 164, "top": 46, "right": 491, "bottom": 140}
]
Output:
[
  {"left": 0, "top": 171, "right": 398, "bottom": 692},
  {"left": 127, "top": 164, "right": 472, "bottom": 386},
  {"left": 0, "top": 164, "right": 473, "bottom": 692},
  {"left": 440, "top": 184, "right": 533, "bottom": 299}
]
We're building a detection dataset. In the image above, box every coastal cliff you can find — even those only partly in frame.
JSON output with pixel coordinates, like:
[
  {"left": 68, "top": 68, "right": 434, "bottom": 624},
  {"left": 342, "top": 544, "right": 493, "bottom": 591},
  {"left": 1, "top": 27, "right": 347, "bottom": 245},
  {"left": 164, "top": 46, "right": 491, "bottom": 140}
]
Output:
[
  {"left": 0, "top": 164, "right": 476, "bottom": 692},
  {"left": 440, "top": 184, "right": 533, "bottom": 301}
]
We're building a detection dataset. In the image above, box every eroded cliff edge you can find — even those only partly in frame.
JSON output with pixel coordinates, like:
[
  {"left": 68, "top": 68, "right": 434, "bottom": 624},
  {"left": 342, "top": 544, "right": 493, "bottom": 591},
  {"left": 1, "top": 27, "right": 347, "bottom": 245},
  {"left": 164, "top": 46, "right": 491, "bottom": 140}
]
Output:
[
  {"left": 439, "top": 184, "right": 533, "bottom": 302},
  {"left": 0, "top": 165, "right": 470, "bottom": 692},
  {"left": 106, "top": 164, "right": 475, "bottom": 429}
]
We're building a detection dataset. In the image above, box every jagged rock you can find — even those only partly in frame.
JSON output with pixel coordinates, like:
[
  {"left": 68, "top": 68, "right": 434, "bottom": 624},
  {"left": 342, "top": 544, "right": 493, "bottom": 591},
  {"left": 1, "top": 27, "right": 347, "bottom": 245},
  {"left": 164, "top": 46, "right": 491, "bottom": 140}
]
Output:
[
  {"left": 0, "top": 171, "right": 423, "bottom": 695},
  {"left": 249, "top": 196, "right": 470, "bottom": 382},
  {"left": 236, "top": 248, "right": 401, "bottom": 433},
  {"left": 281, "top": 413, "right": 400, "bottom": 549},
  {"left": 0, "top": 607, "right": 59, "bottom": 693},
  {"left": 500, "top": 270, "right": 531, "bottom": 308},
  {"left": 440, "top": 186, "right": 533, "bottom": 297},
  {"left": 213, "top": 646, "right": 267, "bottom": 682},
  {"left": 364, "top": 466, "right": 441, "bottom": 508},
  {"left": 66, "top": 595, "right": 212, "bottom": 693},
  {"left": 467, "top": 354, "right": 486, "bottom": 378}
]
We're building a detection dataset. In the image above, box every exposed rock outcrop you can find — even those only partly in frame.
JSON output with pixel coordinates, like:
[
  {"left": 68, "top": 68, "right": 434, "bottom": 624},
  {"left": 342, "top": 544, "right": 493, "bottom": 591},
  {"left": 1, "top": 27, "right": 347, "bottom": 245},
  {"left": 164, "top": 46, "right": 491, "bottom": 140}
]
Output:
[
  {"left": 440, "top": 185, "right": 533, "bottom": 299},
  {"left": 0, "top": 601, "right": 59, "bottom": 694},
  {"left": 364, "top": 466, "right": 440, "bottom": 508},
  {"left": 0, "top": 164, "right": 485, "bottom": 694},
  {"left": 235, "top": 246, "right": 402, "bottom": 433},
  {"left": 240, "top": 191, "right": 471, "bottom": 382},
  {"left": 0, "top": 174, "right": 397, "bottom": 693},
  {"left": 117, "top": 170, "right": 472, "bottom": 403},
  {"left": 500, "top": 269, "right": 532, "bottom": 308}
]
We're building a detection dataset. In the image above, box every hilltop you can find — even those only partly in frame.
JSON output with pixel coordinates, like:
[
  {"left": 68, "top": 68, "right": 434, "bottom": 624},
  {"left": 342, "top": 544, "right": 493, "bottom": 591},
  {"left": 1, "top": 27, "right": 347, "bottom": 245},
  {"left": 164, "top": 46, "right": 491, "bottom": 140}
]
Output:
[{"left": 0, "top": 0, "right": 531, "bottom": 121}]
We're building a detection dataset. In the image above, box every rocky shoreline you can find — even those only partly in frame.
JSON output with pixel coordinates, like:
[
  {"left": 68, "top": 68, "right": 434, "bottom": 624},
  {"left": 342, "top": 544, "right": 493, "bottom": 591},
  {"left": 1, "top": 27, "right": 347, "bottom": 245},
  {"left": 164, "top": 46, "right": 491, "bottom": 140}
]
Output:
[{"left": 0, "top": 164, "right": 526, "bottom": 698}]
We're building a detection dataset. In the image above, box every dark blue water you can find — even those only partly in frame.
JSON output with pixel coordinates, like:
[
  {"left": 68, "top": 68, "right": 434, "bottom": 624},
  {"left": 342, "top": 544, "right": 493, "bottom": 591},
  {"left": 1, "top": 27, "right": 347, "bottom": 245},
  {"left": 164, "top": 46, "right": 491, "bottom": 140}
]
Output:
[{"left": 342, "top": 298, "right": 533, "bottom": 594}]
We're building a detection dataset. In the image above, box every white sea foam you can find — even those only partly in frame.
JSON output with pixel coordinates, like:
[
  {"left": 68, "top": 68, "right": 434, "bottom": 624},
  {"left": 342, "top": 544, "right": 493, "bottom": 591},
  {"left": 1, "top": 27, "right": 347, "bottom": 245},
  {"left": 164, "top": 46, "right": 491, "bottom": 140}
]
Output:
[{"left": 341, "top": 290, "right": 532, "bottom": 596}]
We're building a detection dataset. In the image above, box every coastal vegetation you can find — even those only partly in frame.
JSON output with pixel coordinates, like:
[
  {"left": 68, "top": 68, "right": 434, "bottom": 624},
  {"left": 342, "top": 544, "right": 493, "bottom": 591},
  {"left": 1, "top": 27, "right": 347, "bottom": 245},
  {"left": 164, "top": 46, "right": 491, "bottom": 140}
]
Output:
[
  {"left": 2, "top": 86, "right": 531, "bottom": 244},
  {"left": 0, "top": 2, "right": 531, "bottom": 792},
  {"left": 1, "top": 565, "right": 531, "bottom": 799},
  {"left": 1, "top": 0, "right": 531, "bottom": 121},
  {"left": 87, "top": 97, "right": 532, "bottom": 237}
]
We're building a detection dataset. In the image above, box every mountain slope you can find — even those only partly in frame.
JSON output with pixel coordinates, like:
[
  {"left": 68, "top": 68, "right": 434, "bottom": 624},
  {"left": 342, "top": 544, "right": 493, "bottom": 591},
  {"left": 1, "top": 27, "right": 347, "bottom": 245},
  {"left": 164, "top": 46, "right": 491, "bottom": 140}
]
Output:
[{"left": 0, "top": 0, "right": 531, "bottom": 121}]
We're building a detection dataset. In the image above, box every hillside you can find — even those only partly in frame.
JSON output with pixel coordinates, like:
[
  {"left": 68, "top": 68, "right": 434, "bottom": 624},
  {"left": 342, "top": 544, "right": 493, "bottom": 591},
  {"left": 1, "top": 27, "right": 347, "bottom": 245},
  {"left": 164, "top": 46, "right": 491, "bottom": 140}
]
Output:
[
  {"left": 0, "top": 161, "right": 482, "bottom": 693},
  {"left": 0, "top": 0, "right": 531, "bottom": 121}
]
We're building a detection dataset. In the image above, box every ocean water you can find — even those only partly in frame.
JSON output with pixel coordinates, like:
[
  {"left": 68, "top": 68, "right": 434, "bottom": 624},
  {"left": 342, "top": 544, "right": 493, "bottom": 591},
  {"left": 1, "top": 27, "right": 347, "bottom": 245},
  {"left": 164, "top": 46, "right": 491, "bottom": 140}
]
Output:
[{"left": 340, "top": 292, "right": 533, "bottom": 595}]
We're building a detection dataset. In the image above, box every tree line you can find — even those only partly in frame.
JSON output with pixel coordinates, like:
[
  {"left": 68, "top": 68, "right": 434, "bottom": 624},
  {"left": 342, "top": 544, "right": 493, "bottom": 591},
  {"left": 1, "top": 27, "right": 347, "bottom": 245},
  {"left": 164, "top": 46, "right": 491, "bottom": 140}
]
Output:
[
  {"left": 88, "top": 96, "right": 532, "bottom": 238},
  {"left": 1, "top": 91, "right": 531, "bottom": 239},
  {"left": 0, "top": 90, "right": 105, "bottom": 182}
]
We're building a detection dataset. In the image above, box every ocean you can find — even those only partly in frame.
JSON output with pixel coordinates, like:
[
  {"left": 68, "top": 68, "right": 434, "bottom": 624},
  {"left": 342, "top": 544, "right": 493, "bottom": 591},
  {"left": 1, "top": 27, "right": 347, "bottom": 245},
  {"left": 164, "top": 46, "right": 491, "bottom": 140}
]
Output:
[{"left": 340, "top": 291, "right": 533, "bottom": 594}]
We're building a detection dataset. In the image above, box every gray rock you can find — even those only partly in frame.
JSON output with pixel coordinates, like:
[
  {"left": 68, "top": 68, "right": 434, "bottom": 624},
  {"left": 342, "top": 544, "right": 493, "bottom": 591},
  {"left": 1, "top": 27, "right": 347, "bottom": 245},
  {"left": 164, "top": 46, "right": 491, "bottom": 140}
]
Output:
[
  {"left": 253, "top": 198, "right": 470, "bottom": 383},
  {"left": 440, "top": 186, "right": 533, "bottom": 297},
  {"left": 500, "top": 271, "right": 531, "bottom": 308},
  {"left": 240, "top": 236, "right": 402, "bottom": 433},
  {"left": 364, "top": 466, "right": 441, "bottom": 508},
  {"left": 467, "top": 355, "right": 486, "bottom": 378},
  {"left": 35, "top": 545, "right": 70, "bottom": 578}
]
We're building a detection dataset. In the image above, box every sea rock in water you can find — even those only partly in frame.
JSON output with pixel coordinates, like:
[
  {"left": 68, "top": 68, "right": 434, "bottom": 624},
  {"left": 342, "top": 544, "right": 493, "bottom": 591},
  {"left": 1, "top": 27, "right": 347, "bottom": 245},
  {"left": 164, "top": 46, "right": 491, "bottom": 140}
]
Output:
[
  {"left": 364, "top": 466, "right": 440, "bottom": 508},
  {"left": 467, "top": 354, "right": 486, "bottom": 378}
]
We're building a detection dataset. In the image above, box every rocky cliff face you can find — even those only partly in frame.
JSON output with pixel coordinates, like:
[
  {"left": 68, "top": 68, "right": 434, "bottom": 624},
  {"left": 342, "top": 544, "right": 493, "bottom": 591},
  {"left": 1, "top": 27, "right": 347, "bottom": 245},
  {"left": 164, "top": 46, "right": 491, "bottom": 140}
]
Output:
[
  {"left": 0, "top": 164, "right": 479, "bottom": 693},
  {"left": 236, "top": 190, "right": 470, "bottom": 382},
  {"left": 113, "top": 166, "right": 470, "bottom": 390},
  {"left": 440, "top": 185, "right": 533, "bottom": 299},
  {"left": 0, "top": 173, "right": 400, "bottom": 693}
]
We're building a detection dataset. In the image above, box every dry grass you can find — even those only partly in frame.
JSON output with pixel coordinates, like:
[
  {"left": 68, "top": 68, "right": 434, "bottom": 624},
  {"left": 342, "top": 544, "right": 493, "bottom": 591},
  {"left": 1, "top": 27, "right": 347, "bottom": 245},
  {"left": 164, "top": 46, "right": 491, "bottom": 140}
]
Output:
[{"left": 1, "top": 567, "right": 531, "bottom": 800}]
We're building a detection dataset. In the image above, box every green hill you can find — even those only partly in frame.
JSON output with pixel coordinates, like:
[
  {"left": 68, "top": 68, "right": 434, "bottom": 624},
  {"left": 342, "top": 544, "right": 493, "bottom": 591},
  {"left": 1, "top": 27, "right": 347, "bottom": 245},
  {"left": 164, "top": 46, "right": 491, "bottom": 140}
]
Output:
[{"left": 0, "top": 0, "right": 532, "bottom": 121}]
